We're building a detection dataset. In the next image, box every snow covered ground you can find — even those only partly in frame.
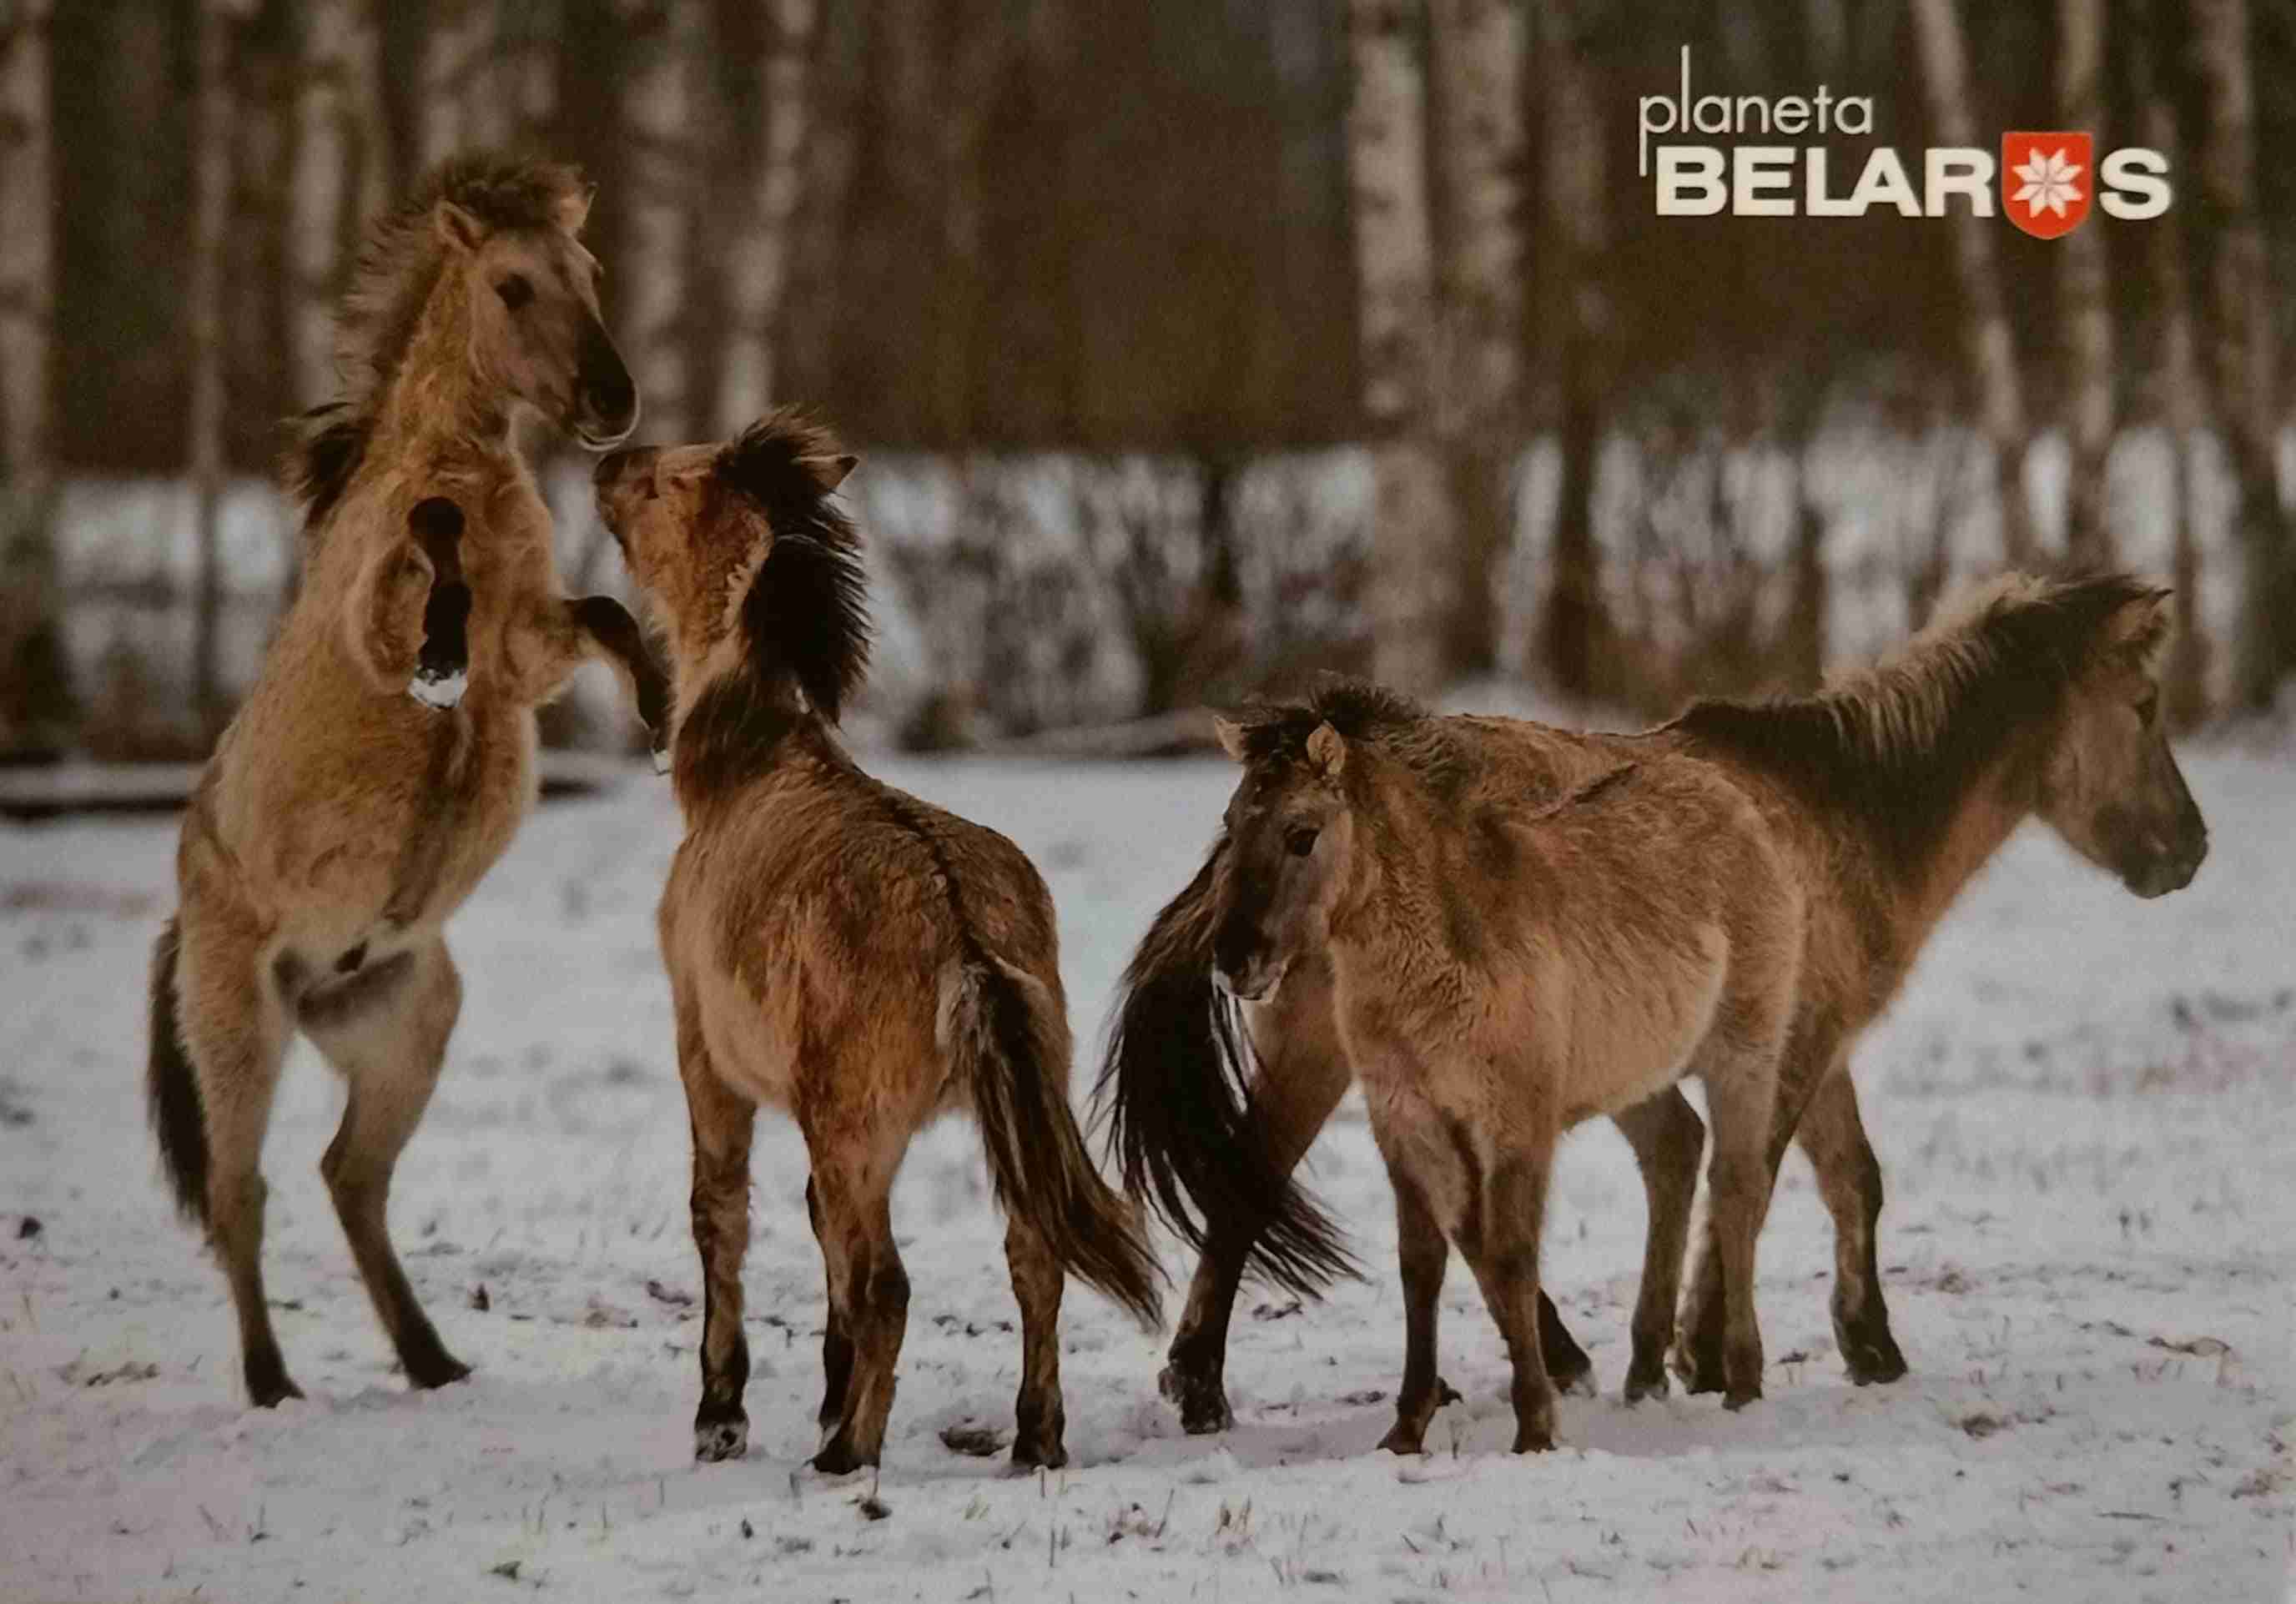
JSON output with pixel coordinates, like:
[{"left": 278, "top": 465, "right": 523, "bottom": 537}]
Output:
[{"left": 2, "top": 747, "right": 2291, "bottom": 1603}]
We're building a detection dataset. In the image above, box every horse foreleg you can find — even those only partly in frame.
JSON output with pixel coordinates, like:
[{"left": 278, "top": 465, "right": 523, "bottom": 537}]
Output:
[
  {"left": 1795, "top": 1070, "right": 1906, "bottom": 1384},
  {"left": 504, "top": 594, "right": 672, "bottom": 760}
]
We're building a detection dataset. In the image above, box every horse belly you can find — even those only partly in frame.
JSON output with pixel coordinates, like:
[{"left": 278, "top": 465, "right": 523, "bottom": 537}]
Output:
[{"left": 1573, "top": 923, "right": 1730, "bottom": 1119}]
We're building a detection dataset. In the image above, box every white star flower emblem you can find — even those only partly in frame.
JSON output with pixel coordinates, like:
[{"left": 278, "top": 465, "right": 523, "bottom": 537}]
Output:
[{"left": 2011, "top": 148, "right": 2084, "bottom": 218}]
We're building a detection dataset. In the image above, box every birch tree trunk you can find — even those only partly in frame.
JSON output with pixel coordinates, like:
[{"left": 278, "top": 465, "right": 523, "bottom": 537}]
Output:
[
  {"left": 0, "top": 0, "right": 65, "bottom": 745},
  {"left": 419, "top": 0, "right": 502, "bottom": 165},
  {"left": 1347, "top": 0, "right": 1448, "bottom": 693},
  {"left": 291, "top": 0, "right": 385, "bottom": 409},
  {"left": 619, "top": 0, "right": 694, "bottom": 441},
  {"left": 2057, "top": 0, "right": 2113, "bottom": 567},
  {"left": 2189, "top": 0, "right": 2288, "bottom": 712},
  {"left": 2127, "top": 0, "right": 2208, "bottom": 724},
  {"left": 1537, "top": 0, "right": 1611, "bottom": 702},
  {"left": 1426, "top": 0, "right": 1524, "bottom": 676},
  {"left": 1909, "top": 0, "right": 2038, "bottom": 567},
  {"left": 704, "top": 0, "right": 815, "bottom": 430},
  {"left": 189, "top": 0, "right": 236, "bottom": 734}
]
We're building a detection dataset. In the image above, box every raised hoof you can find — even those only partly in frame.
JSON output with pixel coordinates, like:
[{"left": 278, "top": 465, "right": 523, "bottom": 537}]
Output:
[
  {"left": 694, "top": 1417, "right": 749, "bottom": 1463},
  {"left": 652, "top": 743, "right": 673, "bottom": 776},
  {"left": 811, "top": 1435, "right": 876, "bottom": 1476},
  {"left": 1622, "top": 1366, "right": 1670, "bottom": 1405},
  {"left": 1158, "top": 1362, "right": 1234, "bottom": 1436},
  {"left": 409, "top": 665, "right": 468, "bottom": 710}
]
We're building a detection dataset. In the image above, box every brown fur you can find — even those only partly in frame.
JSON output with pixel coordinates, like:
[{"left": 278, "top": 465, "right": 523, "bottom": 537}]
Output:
[
  {"left": 597, "top": 413, "right": 1161, "bottom": 1474},
  {"left": 1105, "top": 573, "right": 2206, "bottom": 1428},
  {"left": 1204, "top": 686, "right": 1805, "bottom": 1451},
  {"left": 148, "top": 156, "right": 663, "bottom": 1407}
]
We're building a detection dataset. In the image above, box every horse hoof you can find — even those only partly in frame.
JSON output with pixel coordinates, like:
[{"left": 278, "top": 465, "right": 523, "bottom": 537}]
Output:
[
  {"left": 1670, "top": 1345, "right": 1727, "bottom": 1395},
  {"left": 1159, "top": 1363, "right": 1234, "bottom": 1436},
  {"left": 652, "top": 743, "right": 673, "bottom": 776},
  {"left": 1377, "top": 1423, "right": 1427, "bottom": 1456},
  {"left": 410, "top": 666, "right": 468, "bottom": 710},
  {"left": 1511, "top": 1429, "right": 1556, "bottom": 1454},
  {"left": 406, "top": 1352, "right": 472, "bottom": 1390},
  {"left": 1622, "top": 1367, "right": 1669, "bottom": 1405},
  {"left": 1842, "top": 1330, "right": 1910, "bottom": 1386},
  {"left": 694, "top": 1418, "right": 748, "bottom": 1463},
  {"left": 248, "top": 1375, "right": 305, "bottom": 1409},
  {"left": 812, "top": 1436, "right": 874, "bottom": 1476},
  {"left": 1010, "top": 1436, "right": 1069, "bottom": 1471},
  {"left": 1722, "top": 1386, "right": 1762, "bottom": 1412}
]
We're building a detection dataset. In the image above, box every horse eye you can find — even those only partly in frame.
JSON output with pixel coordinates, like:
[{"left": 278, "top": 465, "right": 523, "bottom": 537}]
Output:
[
  {"left": 496, "top": 274, "right": 534, "bottom": 310},
  {"left": 1284, "top": 826, "right": 1319, "bottom": 858}
]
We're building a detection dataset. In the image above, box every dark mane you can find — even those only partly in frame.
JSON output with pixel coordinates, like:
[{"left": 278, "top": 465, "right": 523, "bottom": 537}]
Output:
[
  {"left": 1669, "top": 571, "right": 2162, "bottom": 866},
  {"left": 1231, "top": 675, "right": 1476, "bottom": 801},
  {"left": 283, "top": 155, "right": 590, "bottom": 541},
  {"left": 720, "top": 410, "right": 872, "bottom": 723}
]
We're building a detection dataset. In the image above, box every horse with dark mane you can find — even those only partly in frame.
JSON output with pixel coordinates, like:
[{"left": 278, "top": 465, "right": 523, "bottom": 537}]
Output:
[
  {"left": 149, "top": 156, "right": 667, "bottom": 1406},
  {"left": 1101, "top": 572, "right": 2207, "bottom": 1431},
  {"left": 596, "top": 414, "right": 1162, "bottom": 1473}
]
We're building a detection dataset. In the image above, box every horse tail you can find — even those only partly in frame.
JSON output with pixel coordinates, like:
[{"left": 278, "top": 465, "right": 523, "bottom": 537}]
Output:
[
  {"left": 956, "top": 956, "right": 1166, "bottom": 1329},
  {"left": 1093, "top": 840, "right": 1357, "bottom": 1300},
  {"left": 147, "top": 917, "right": 209, "bottom": 1225}
]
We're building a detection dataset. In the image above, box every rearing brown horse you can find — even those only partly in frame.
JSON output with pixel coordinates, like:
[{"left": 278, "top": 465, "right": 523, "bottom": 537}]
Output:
[{"left": 149, "top": 156, "right": 667, "bottom": 1406}]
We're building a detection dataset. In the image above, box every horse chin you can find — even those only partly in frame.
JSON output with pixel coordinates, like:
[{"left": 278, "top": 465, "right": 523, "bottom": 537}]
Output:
[{"left": 2121, "top": 854, "right": 2197, "bottom": 899}]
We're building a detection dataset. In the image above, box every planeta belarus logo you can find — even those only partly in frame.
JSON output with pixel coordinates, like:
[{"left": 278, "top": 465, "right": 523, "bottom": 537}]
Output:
[{"left": 2002, "top": 132, "right": 2092, "bottom": 238}]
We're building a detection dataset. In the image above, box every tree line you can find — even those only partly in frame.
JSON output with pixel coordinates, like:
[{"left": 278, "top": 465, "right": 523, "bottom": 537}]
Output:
[{"left": 0, "top": 0, "right": 2290, "bottom": 754}]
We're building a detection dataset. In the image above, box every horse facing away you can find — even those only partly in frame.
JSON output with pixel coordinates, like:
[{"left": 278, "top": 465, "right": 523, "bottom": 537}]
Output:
[
  {"left": 1101, "top": 571, "right": 2206, "bottom": 1433},
  {"left": 1200, "top": 686, "right": 1802, "bottom": 1451},
  {"left": 595, "top": 413, "right": 1162, "bottom": 1473},
  {"left": 149, "top": 156, "right": 668, "bottom": 1406}
]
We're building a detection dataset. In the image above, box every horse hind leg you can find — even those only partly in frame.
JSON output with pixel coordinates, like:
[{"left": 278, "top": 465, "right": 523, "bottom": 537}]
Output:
[
  {"left": 1003, "top": 1212, "right": 1068, "bottom": 1469},
  {"left": 300, "top": 938, "right": 469, "bottom": 1390},
  {"left": 808, "top": 1140, "right": 909, "bottom": 1475},
  {"left": 1611, "top": 1089, "right": 1705, "bottom": 1403},
  {"left": 174, "top": 907, "right": 299, "bottom": 1405},
  {"left": 804, "top": 1176, "right": 851, "bottom": 1438},
  {"left": 1795, "top": 1070, "right": 1907, "bottom": 1385}
]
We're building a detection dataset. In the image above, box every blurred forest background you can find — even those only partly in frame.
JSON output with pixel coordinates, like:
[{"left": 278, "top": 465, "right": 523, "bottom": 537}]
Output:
[{"left": 1, "top": 0, "right": 2293, "bottom": 760}]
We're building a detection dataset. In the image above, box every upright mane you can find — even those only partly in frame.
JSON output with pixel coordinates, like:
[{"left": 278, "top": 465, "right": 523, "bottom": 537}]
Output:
[
  {"left": 1231, "top": 676, "right": 1476, "bottom": 802},
  {"left": 281, "top": 155, "right": 592, "bottom": 539},
  {"left": 1669, "top": 571, "right": 2163, "bottom": 864},
  {"left": 719, "top": 410, "right": 872, "bottom": 722}
]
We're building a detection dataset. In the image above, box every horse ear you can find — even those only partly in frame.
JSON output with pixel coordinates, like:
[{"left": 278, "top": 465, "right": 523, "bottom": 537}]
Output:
[
  {"left": 1212, "top": 716, "right": 1250, "bottom": 762},
  {"left": 435, "top": 201, "right": 486, "bottom": 254},
  {"left": 1305, "top": 722, "right": 1346, "bottom": 780},
  {"left": 804, "top": 453, "right": 858, "bottom": 492},
  {"left": 556, "top": 183, "right": 597, "bottom": 234},
  {"left": 2107, "top": 586, "right": 2173, "bottom": 661}
]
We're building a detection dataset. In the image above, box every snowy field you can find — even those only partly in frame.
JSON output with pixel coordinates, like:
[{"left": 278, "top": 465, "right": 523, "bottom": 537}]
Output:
[{"left": 2, "top": 747, "right": 2292, "bottom": 1603}]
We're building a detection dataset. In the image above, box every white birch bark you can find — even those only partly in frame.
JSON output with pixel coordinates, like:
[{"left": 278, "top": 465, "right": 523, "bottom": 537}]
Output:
[
  {"left": 1427, "top": 0, "right": 1524, "bottom": 673},
  {"left": 189, "top": 0, "right": 236, "bottom": 728},
  {"left": 1909, "top": 0, "right": 2037, "bottom": 566},
  {"left": 291, "top": 0, "right": 385, "bottom": 406},
  {"left": 619, "top": 0, "right": 693, "bottom": 440},
  {"left": 717, "top": 0, "right": 817, "bottom": 427},
  {"left": 1348, "top": 0, "right": 1448, "bottom": 693},
  {"left": 2189, "top": 0, "right": 2288, "bottom": 710},
  {"left": 2057, "top": 0, "right": 2113, "bottom": 566}
]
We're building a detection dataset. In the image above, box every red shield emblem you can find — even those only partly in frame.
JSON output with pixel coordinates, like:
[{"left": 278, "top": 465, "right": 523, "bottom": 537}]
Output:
[{"left": 2001, "top": 132, "right": 2093, "bottom": 239}]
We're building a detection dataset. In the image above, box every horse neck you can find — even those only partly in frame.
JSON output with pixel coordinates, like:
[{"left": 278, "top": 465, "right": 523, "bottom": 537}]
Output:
[
  {"left": 1890, "top": 748, "right": 2034, "bottom": 951},
  {"left": 667, "top": 646, "right": 836, "bottom": 812},
  {"left": 1326, "top": 757, "right": 1445, "bottom": 957},
  {"left": 370, "top": 279, "right": 515, "bottom": 470}
]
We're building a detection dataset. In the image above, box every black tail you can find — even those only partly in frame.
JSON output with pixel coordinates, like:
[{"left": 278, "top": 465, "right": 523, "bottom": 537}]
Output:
[
  {"left": 148, "top": 917, "right": 209, "bottom": 1224},
  {"left": 1092, "top": 841, "right": 1357, "bottom": 1300},
  {"left": 960, "top": 957, "right": 1166, "bottom": 1329}
]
